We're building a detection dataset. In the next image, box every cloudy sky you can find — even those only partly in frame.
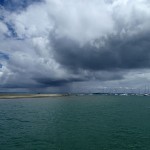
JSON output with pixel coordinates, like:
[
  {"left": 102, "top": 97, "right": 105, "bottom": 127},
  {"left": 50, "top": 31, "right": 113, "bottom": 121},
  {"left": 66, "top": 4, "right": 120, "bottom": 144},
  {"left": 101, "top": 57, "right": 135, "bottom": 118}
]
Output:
[{"left": 0, "top": 0, "right": 150, "bottom": 93}]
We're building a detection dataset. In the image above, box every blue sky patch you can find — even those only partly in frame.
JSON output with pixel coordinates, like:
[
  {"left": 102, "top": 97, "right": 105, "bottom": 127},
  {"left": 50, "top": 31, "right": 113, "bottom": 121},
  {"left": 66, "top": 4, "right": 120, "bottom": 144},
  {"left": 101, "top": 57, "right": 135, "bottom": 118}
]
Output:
[
  {"left": 0, "top": 52, "right": 9, "bottom": 60},
  {"left": 0, "top": 0, "right": 43, "bottom": 11},
  {"left": 0, "top": 0, "right": 4, "bottom": 6},
  {"left": 5, "top": 22, "right": 18, "bottom": 38}
]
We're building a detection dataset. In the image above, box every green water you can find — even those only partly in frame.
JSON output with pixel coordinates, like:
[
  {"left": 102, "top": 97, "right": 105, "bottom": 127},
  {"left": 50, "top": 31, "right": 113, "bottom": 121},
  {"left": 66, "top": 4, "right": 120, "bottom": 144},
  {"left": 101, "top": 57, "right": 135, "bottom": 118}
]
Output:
[{"left": 0, "top": 95, "right": 150, "bottom": 150}]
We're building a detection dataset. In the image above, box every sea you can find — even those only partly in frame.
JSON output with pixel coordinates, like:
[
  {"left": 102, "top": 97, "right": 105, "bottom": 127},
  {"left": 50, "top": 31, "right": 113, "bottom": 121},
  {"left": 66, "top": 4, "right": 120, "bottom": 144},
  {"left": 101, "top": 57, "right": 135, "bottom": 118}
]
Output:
[{"left": 0, "top": 95, "right": 150, "bottom": 150}]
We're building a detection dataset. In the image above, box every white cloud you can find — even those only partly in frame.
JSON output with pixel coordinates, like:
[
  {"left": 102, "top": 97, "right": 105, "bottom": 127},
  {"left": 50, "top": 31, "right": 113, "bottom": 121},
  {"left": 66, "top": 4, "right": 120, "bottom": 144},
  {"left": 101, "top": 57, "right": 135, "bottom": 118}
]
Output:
[
  {"left": 45, "top": 0, "right": 114, "bottom": 44},
  {"left": 0, "top": 21, "right": 8, "bottom": 34},
  {"left": 112, "top": 0, "right": 150, "bottom": 36}
]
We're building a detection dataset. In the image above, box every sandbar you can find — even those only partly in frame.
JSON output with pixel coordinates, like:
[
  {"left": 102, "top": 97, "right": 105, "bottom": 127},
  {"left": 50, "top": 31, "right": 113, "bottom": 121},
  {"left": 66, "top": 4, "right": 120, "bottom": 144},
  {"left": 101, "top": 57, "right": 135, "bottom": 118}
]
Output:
[{"left": 0, "top": 94, "right": 69, "bottom": 99}]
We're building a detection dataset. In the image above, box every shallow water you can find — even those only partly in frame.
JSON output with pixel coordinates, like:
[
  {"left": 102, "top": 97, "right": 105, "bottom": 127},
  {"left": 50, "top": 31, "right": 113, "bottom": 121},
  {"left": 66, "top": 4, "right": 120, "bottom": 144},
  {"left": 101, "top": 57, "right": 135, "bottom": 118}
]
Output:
[{"left": 0, "top": 95, "right": 150, "bottom": 150}]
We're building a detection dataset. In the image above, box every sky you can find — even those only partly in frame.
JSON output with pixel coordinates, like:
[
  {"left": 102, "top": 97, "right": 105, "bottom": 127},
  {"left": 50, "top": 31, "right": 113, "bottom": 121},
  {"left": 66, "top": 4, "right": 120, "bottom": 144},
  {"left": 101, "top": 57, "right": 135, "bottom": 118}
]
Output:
[{"left": 0, "top": 0, "right": 150, "bottom": 93}]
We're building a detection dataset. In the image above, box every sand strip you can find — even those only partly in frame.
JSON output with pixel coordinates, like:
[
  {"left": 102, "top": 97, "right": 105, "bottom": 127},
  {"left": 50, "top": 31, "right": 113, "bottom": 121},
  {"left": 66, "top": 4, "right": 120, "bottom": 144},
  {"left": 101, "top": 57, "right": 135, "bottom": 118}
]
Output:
[{"left": 0, "top": 94, "right": 69, "bottom": 99}]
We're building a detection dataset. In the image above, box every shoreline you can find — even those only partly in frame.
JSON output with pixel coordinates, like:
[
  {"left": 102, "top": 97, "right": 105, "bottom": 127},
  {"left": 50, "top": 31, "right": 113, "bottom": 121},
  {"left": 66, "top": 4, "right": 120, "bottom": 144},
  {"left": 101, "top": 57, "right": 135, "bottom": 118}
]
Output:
[
  {"left": 0, "top": 94, "right": 69, "bottom": 99},
  {"left": 0, "top": 93, "right": 149, "bottom": 99}
]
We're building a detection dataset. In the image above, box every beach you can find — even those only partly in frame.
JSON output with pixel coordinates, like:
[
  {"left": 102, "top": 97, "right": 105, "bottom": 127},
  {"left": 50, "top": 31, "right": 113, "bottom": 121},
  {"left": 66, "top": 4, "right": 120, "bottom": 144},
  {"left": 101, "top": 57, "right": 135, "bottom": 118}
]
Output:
[{"left": 0, "top": 93, "right": 68, "bottom": 99}]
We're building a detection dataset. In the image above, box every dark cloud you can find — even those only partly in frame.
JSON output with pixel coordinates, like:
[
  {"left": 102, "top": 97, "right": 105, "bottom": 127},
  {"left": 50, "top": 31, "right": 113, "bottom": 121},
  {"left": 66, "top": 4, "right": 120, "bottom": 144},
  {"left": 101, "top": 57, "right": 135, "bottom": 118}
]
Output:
[
  {"left": 51, "top": 32, "right": 150, "bottom": 72},
  {"left": 93, "top": 71, "right": 124, "bottom": 81},
  {"left": 35, "top": 77, "right": 85, "bottom": 87}
]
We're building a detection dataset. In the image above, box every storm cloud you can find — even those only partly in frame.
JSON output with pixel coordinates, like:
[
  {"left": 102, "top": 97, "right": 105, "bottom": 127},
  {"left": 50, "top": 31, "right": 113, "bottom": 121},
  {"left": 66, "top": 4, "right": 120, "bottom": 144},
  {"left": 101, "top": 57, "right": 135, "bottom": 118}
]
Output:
[
  {"left": 0, "top": 0, "right": 150, "bottom": 92},
  {"left": 52, "top": 33, "right": 150, "bottom": 71}
]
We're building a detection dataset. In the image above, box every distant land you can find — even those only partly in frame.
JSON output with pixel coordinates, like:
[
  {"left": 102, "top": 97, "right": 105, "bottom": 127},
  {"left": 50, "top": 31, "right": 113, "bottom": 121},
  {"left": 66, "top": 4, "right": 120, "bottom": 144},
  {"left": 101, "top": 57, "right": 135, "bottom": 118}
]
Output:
[{"left": 0, "top": 92, "right": 150, "bottom": 99}]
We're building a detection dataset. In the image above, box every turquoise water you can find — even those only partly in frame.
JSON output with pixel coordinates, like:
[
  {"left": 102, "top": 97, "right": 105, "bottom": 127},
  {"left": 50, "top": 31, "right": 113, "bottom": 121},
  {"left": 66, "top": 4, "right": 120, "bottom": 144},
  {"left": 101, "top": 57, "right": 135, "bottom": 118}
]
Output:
[{"left": 0, "top": 95, "right": 150, "bottom": 150}]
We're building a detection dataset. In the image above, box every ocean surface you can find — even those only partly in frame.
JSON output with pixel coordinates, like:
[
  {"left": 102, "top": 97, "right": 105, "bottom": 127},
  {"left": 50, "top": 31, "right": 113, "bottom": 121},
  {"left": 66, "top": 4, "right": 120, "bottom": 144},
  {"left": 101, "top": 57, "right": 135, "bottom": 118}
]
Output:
[{"left": 0, "top": 95, "right": 150, "bottom": 150}]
